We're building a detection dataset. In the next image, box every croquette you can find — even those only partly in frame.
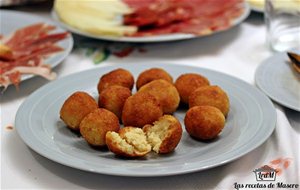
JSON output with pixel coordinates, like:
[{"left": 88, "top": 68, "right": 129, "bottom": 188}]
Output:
[
  {"left": 106, "top": 115, "right": 182, "bottom": 157},
  {"left": 122, "top": 92, "right": 163, "bottom": 128},
  {"left": 184, "top": 106, "right": 225, "bottom": 140},
  {"left": 143, "top": 115, "right": 182, "bottom": 154},
  {"left": 60, "top": 91, "right": 98, "bottom": 131},
  {"left": 136, "top": 68, "right": 173, "bottom": 90},
  {"left": 98, "top": 85, "right": 131, "bottom": 120},
  {"left": 175, "top": 73, "right": 210, "bottom": 104},
  {"left": 189, "top": 85, "right": 230, "bottom": 116},
  {"left": 97, "top": 68, "right": 134, "bottom": 93},
  {"left": 106, "top": 127, "right": 151, "bottom": 157},
  {"left": 80, "top": 108, "right": 120, "bottom": 146},
  {"left": 138, "top": 79, "right": 180, "bottom": 114}
]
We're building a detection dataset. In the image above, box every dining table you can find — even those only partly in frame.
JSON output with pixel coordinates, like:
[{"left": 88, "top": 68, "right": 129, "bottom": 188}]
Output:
[{"left": 1, "top": 1, "right": 299, "bottom": 189}]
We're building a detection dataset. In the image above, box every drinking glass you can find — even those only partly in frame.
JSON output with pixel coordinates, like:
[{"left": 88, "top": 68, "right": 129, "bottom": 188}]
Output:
[{"left": 265, "top": 0, "right": 300, "bottom": 52}]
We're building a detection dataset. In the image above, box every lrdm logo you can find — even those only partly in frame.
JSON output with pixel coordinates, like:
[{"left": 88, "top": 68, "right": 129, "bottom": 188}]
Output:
[
  {"left": 253, "top": 165, "right": 277, "bottom": 181},
  {"left": 234, "top": 164, "right": 299, "bottom": 189},
  {"left": 234, "top": 158, "right": 299, "bottom": 189}
]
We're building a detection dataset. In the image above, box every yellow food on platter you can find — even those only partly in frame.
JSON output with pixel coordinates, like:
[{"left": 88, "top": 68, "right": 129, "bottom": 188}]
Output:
[
  {"left": 54, "top": 0, "right": 137, "bottom": 36},
  {"left": 272, "top": 0, "right": 300, "bottom": 12},
  {"left": 247, "top": 0, "right": 264, "bottom": 10},
  {"left": 247, "top": 0, "right": 300, "bottom": 12}
]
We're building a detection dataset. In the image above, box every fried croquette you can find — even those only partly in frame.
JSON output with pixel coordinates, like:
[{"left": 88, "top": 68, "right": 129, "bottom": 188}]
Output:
[
  {"left": 143, "top": 115, "right": 182, "bottom": 154},
  {"left": 138, "top": 79, "right": 180, "bottom": 114},
  {"left": 98, "top": 85, "right": 131, "bottom": 120},
  {"left": 60, "top": 91, "right": 98, "bottom": 131},
  {"left": 184, "top": 106, "right": 225, "bottom": 140},
  {"left": 106, "top": 127, "right": 151, "bottom": 157},
  {"left": 189, "top": 85, "right": 230, "bottom": 116},
  {"left": 175, "top": 73, "right": 210, "bottom": 104},
  {"left": 136, "top": 68, "right": 173, "bottom": 90},
  {"left": 80, "top": 108, "right": 120, "bottom": 146},
  {"left": 97, "top": 68, "right": 134, "bottom": 93},
  {"left": 122, "top": 92, "right": 163, "bottom": 128}
]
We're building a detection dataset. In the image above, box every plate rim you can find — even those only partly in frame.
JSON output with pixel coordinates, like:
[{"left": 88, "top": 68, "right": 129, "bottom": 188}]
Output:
[
  {"left": 15, "top": 63, "right": 277, "bottom": 177},
  {"left": 255, "top": 50, "right": 300, "bottom": 112},
  {"left": 50, "top": 2, "right": 250, "bottom": 43},
  {"left": 0, "top": 10, "right": 74, "bottom": 84}
]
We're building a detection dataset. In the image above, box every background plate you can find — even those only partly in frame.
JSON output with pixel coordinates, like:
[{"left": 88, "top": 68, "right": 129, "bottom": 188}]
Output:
[
  {"left": 16, "top": 63, "right": 276, "bottom": 177},
  {"left": 255, "top": 50, "right": 300, "bottom": 112},
  {"left": 51, "top": 2, "right": 250, "bottom": 43},
  {"left": 0, "top": 10, "right": 73, "bottom": 83}
]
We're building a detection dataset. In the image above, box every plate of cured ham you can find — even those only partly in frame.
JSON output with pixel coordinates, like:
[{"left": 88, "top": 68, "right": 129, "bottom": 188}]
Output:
[
  {"left": 52, "top": 0, "right": 250, "bottom": 43},
  {"left": 0, "top": 10, "right": 73, "bottom": 89}
]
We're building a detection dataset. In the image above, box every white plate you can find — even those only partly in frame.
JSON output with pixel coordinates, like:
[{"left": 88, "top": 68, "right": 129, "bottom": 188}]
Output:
[
  {"left": 255, "top": 50, "right": 300, "bottom": 112},
  {"left": 0, "top": 10, "right": 73, "bottom": 83},
  {"left": 51, "top": 2, "right": 250, "bottom": 43},
  {"left": 15, "top": 63, "right": 276, "bottom": 177}
]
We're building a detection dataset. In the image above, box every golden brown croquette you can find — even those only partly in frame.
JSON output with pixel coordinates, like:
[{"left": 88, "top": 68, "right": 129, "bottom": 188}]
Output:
[
  {"left": 138, "top": 79, "right": 180, "bottom": 114},
  {"left": 122, "top": 92, "right": 163, "bottom": 128},
  {"left": 136, "top": 68, "right": 173, "bottom": 90},
  {"left": 80, "top": 108, "right": 120, "bottom": 146},
  {"left": 60, "top": 91, "right": 98, "bottom": 131},
  {"left": 98, "top": 85, "right": 132, "bottom": 120},
  {"left": 175, "top": 73, "right": 210, "bottom": 104},
  {"left": 189, "top": 85, "right": 230, "bottom": 116},
  {"left": 97, "top": 68, "right": 134, "bottom": 93},
  {"left": 184, "top": 106, "right": 225, "bottom": 140}
]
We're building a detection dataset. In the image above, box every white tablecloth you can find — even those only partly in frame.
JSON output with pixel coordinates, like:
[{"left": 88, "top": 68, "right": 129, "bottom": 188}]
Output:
[{"left": 1, "top": 4, "right": 299, "bottom": 190}]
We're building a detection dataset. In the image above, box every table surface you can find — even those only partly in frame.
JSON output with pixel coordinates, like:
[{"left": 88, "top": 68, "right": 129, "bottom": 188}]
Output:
[{"left": 1, "top": 2, "right": 299, "bottom": 190}]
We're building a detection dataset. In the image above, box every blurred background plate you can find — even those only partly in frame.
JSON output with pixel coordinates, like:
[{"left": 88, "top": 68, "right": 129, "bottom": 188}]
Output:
[
  {"left": 0, "top": 10, "right": 73, "bottom": 84},
  {"left": 51, "top": 2, "right": 250, "bottom": 43},
  {"left": 255, "top": 49, "right": 300, "bottom": 112}
]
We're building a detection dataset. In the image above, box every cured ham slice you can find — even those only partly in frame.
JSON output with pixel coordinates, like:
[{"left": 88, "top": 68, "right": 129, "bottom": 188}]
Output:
[
  {"left": 123, "top": 0, "right": 245, "bottom": 36},
  {"left": 0, "top": 23, "right": 69, "bottom": 90},
  {"left": 3, "top": 23, "right": 56, "bottom": 48}
]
